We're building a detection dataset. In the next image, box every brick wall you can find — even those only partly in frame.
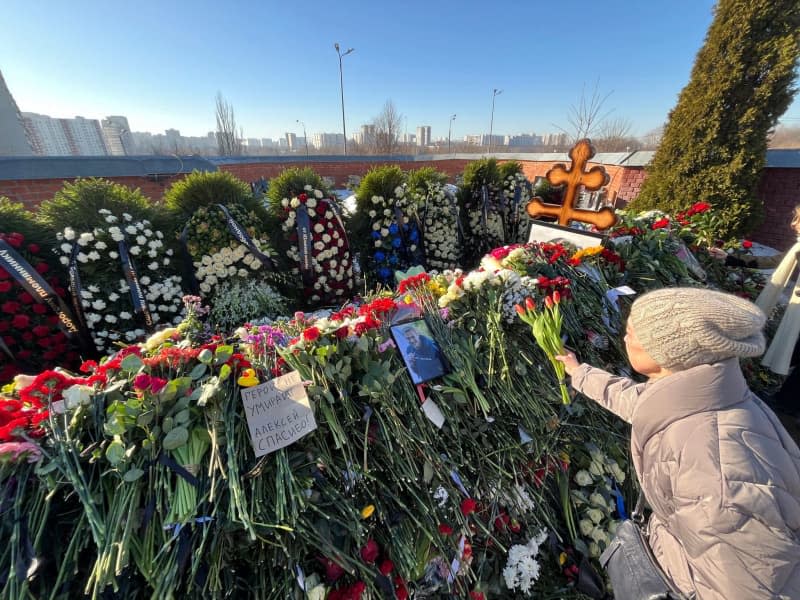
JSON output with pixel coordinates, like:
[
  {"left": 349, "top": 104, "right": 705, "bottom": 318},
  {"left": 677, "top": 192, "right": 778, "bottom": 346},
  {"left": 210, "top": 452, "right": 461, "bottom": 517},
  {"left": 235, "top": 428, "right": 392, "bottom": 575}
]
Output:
[
  {"left": 0, "top": 174, "right": 184, "bottom": 210},
  {"left": 752, "top": 168, "right": 800, "bottom": 251},
  {"left": 1, "top": 158, "right": 797, "bottom": 251}
]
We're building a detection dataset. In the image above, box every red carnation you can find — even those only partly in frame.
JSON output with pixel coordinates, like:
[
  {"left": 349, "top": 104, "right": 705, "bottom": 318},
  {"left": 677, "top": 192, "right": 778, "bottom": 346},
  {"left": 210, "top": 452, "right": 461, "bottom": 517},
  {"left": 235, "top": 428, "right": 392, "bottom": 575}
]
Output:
[
  {"left": 742, "top": 240, "right": 753, "bottom": 249},
  {"left": 11, "top": 314, "right": 30, "bottom": 329},
  {"left": 18, "top": 292, "right": 34, "bottom": 304},
  {"left": 2, "top": 301, "right": 20, "bottom": 314},
  {"left": 5, "top": 235, "right": 22, "bottom": 248},
  {"left": 27, "top": 243, "right": 40, "bottom": 254},
  {"left": 438, "top": 523, "right": 454, "bottom": 535},
  {"left": 0, "top": 281, "right": 11, "bottom": 293},
  {"left": 651, "top": 218, "right": 670, "bottom": 230},
  {"left": 32, "top": 325, "right": 50, "bottom": 337},
  {"left": 469, "top": 592, "right": 486, "bottom": 600},
  {"left": 378, "top": 559, "right": 394, "bottom": 576},
  {"left": 35, "top": 262, "right": 49, "bottom": 274},
  {"left": 0, "top": 268, "right": 8, "bottom": 279},
  {"left": 359, "top": 539, "right": 379, "bottom": 563},
  {"left": 460, "top": 498, "right": 478, "bottom": 516},
  {"left": 32, "top": 304, "right": 47, "bottom": 315}
]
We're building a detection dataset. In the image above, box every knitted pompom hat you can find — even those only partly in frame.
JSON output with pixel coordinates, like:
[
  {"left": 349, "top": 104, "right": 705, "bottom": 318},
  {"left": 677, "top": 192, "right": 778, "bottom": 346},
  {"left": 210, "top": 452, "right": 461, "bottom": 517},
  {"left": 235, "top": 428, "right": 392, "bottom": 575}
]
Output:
[{"left": 628, "top": 287, "right": 766, "bottom": 371}]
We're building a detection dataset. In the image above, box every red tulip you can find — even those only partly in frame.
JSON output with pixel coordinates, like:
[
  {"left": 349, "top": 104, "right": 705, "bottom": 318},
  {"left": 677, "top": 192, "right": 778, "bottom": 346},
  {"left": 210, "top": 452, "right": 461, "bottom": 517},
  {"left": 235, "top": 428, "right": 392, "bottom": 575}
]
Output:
[
  {"left": 514, "top": 304, "right": 525, "bottom": 316},
  {"left": 553, "top": 290, "right": 561, "bottom": 304},
  {"left": 525, "top": 297, "right": 536, "bottom": 311},
  {"left": 544, "top": 296, "right": 554, "bottom": 309}
]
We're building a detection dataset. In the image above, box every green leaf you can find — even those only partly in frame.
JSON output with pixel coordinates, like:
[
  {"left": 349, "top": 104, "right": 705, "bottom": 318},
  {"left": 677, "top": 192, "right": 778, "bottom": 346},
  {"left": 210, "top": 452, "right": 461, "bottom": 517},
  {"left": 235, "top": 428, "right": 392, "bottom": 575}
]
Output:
[
  {"left": 214, "top": 345, "right": 234, "bottom": 364},
  {"left": 136, "top": 410, "right": 154, "bottom": 428},
  {"left": 105, "top": 440, "right": 125, "bottom": 466},
  {"left": 197, "top": 348, "right": 213, "bottom": 364},
  {"left": 123, "top": 468, "right": 145, "bottom": 482},
  {"left": 189, "top": 363, "right": 208, "bottom": 380},
  {"left": 174, "top": 409, "right": 191, "bottom": 425},
  {"left": 163, "top": 426, "right": 189, "bottom": 450},
  {"left": 120, "top": 353, "right": 144, "bottom": 373}
]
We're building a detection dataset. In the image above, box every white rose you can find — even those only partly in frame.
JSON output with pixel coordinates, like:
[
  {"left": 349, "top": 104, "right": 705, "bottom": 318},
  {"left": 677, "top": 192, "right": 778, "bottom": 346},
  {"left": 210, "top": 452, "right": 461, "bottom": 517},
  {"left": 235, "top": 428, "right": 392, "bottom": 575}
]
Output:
[
  {"left": 91, "top": 299, "right": 106, "bottom": 310},
  {"left": 63, "top": 227, "right": 76, "bottom": 240},
  {"left": 290, "top": 198, "right": 300, "bottom": 208},
  {"left": 314, "top": 189, "right": 323, "bottom": 199},
  {"left": 60, "top": 243, "right": 72, "bottom": 253},
  {"left": 88, "top": 251, "right": 100, "bottom": 260},
  {"left": 306, "top": 198, "right": 317, "bottom": 208},
  {"left": 105, "top": 215, "right": 118, "bottom": 223},
  {"left": 136, "top": 235, "right": 147, "bottom": 245},
  {"left": 129, "top": 246, "right": 141, "bottom": 255},
  {"left": 95, "top": 241, "right": 107, "bottom": 250},
  {"left": 59, "top": 256, "right": 69, "bottom": 265},
  {"left": 148, "top": 262, "right": 159, "bottom": 271},
  {"left": 105, "top": 314, "right": 117, "bottom": 324},
  {"left": 125, "top": 226, "right": 137, "bottom": 235}
]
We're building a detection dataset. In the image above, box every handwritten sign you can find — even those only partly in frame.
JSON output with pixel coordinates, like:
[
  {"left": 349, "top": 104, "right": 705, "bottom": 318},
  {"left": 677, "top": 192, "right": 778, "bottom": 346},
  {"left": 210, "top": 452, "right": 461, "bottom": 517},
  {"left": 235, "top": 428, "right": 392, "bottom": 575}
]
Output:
[{"left": 240, "top": 370, "right": 317, "bottom": 457}]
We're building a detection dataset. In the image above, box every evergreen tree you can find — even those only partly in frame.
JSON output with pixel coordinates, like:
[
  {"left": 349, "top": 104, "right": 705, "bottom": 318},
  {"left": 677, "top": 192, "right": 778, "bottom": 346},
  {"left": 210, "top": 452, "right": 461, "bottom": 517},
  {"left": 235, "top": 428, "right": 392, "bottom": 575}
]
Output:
[{"left": 630, "top": 0, "right": 800, "bottom": 239}]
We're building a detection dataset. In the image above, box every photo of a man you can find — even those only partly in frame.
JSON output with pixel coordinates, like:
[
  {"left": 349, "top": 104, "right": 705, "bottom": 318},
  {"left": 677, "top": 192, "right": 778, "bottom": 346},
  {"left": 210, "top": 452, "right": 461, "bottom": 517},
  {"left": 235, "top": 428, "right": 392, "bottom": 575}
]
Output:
[{"left": 391, "top": 319, "right": 448, "bottom": 384}]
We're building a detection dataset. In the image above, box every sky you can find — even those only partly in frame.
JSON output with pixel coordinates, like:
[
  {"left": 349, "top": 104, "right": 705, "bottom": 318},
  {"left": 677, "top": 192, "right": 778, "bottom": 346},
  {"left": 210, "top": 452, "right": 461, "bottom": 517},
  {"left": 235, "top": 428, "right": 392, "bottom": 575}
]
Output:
[{"left": 3, "top": 0, "right": 799, "bottom": 142}]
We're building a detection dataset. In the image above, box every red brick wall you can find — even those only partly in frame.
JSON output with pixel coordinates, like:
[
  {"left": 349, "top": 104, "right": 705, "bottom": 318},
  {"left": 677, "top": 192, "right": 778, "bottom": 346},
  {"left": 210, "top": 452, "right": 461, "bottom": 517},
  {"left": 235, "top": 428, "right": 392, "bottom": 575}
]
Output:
[
  {"left": 1, "top": 159, "right": 797, "bottom": 251},
  {"left": 752, "top": 168, "right": 800, "bottom": 251},
  {"left": 0, "top": 174, "right": 184, "bottom": 211}
]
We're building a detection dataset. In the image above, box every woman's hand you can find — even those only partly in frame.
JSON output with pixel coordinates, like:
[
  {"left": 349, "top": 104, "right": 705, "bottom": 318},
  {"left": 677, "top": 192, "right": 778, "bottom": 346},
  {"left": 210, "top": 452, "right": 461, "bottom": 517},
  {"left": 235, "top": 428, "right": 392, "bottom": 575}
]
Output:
[{"left": 555, "top": 350, "right": 580, "bottom": 377}]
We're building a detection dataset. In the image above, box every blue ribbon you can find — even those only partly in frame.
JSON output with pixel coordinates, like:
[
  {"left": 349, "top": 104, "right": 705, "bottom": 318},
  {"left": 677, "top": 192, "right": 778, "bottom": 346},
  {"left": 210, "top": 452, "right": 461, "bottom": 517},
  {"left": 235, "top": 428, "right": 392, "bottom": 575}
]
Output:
[
  {"left": 118, "top": 239, "right": 154, "bottom": 331},
  {"left": 216, "top": 204, "right": 275, "bottom": 271}
]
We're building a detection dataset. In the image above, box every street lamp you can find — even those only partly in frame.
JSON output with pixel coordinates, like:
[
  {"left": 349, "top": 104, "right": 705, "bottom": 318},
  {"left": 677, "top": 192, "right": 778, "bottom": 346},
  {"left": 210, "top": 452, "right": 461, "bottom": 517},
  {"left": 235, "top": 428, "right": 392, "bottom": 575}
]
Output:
[
  {"left": 488, "top": 88, "right": 502, "bottom": 154},
  {"left": 296, "top": 119, "right": 309, "bottom": 157},
  {"left": 334, "top": 42, "right": 354, "bottom": 155},
  {"left": 448, "top": 114, "right": 456, "bottom": 153}
]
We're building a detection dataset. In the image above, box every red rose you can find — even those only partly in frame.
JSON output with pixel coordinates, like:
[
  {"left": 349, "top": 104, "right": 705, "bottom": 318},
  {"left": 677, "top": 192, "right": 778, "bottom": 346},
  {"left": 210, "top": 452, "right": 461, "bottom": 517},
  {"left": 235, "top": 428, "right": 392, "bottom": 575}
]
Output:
[
  {"left": 359, "top": 539, "right": 379, "bottom": 563},
  {"left": 317, "top": 556, "right": 345, "bottom": 583},
  {"left": 27, "top": 243, "right": 40, "bottom": 254},
  {"left": 5, "top": 235, "right": 22, "bottom": 248},
  {"left": 0, "top": 281, "right": 11, "bottom": 293},
  {"left": 302, "top": 326, "right": 321, "bottom": 342},
  {"left": 149, "top": 377, "right": 168, "bottom": 393},
  {"left": 469, "top": 592, "right": 486, "bottom": 600},
  {"left": 11, "top": 314, "right": 30, "bottom": 329},
  {"left": 460, "top": 498, "right": 477, "bottom": 516},
  {"left": 133, "top": 373, "right": 152, "bottom": 391},
  {"left": 298, "top": 193, "right": 308, "bottom": 202},
  {"left": 742, "top": 240, "right": 753, "bottom": 249}
]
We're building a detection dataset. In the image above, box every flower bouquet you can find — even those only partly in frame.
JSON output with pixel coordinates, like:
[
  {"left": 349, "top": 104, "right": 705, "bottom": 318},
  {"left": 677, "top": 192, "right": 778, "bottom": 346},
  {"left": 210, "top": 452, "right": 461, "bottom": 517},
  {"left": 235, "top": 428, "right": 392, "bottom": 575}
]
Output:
[
  {"left": 0, "top": 231, "right": 81, "bottom": 382},
  {"left": 183, "top": 203, "right": 288, "bottom": 326},
  {"left": 54, "top": 210, "right": 184, "bottom": 354},
  {"left": 459, "top": 159, "right": 506, "bottom": 266},
  {"left": 408, "top": 167, "right": 462, "bottom": 271},
  {"left": 500, "top": 164, "right": 533, "bottom": 244},
  {"left": 279, "top": 186, "right": 356, "bottom": 305},
  {"left": 351, "top": 166, "right": 425, "bottom": 285}
]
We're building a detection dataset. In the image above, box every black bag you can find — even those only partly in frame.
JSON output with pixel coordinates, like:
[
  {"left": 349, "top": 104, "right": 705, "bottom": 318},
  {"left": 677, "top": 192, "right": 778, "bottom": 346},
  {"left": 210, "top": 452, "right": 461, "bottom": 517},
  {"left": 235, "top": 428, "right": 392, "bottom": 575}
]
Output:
[{"left": 599, "top": 493, "right": 690, "bottom": 600}]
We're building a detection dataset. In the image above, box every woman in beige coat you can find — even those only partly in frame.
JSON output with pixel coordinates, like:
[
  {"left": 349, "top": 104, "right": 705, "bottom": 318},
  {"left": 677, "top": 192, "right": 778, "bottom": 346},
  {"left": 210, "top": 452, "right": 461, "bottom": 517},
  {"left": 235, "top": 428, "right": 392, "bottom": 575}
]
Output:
[{"left": 557, "top": 287, "right": 800, "bottom": 599}]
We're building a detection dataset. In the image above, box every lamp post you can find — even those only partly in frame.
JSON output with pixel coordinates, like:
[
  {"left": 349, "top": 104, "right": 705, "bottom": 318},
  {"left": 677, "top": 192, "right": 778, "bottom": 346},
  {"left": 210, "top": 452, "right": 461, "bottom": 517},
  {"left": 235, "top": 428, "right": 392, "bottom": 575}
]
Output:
[
  {"left": 488, "top": 88, "right": 502, "bottom": 154},
  {"left": 334, "top": 42, "right": 354, "bottom": 155},
  {"left": 448, "top": 114, "right": 456, "bottom": 153},
  {"left": 296, "top": 120, "right": 309, "bottom": 157}
]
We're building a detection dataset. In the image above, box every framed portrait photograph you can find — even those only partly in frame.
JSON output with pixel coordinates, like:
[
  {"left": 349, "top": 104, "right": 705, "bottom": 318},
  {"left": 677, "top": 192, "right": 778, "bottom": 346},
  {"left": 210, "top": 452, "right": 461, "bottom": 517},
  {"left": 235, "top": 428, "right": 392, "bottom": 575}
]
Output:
[{"left": 390, "top": 318, "right": 449, "bottom": 385}]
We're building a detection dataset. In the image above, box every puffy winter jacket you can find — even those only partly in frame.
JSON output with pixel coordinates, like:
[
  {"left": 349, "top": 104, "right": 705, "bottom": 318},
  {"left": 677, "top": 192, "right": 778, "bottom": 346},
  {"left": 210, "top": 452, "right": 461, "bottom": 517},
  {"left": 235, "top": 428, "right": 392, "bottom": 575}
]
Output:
[{"left": 571, "top": 358, "right": 800, "bottom": 599}]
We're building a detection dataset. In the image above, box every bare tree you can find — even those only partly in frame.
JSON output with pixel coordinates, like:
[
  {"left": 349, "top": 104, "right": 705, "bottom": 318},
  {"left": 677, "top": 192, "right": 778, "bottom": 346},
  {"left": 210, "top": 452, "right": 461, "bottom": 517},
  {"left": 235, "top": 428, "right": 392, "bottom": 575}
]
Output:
[
  {"left": 595, "top": 117, "right": 641, "bottom": 152},
  {"left": 215, "top": 92, "right": 243, "bottom": 156},
  {"left": 372, "top": 100, "right": 403, "bottom": 155},
  {"left": 555, "top": 80, "right": 615, "bottom": 142}
]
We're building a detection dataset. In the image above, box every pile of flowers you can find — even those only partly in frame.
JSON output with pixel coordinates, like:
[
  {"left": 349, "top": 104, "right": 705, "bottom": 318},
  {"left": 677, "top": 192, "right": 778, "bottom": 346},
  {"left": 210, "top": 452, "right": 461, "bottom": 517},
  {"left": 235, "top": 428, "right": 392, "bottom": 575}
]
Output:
[
  {"left": 54, "top": 210, "right": 183, "bottom": 353},
  {"left": 278, "top": 186, "right": 356, "bottom": 305},
  {"left": 0, "top": 232, "right": 80, "bottom": 381}
]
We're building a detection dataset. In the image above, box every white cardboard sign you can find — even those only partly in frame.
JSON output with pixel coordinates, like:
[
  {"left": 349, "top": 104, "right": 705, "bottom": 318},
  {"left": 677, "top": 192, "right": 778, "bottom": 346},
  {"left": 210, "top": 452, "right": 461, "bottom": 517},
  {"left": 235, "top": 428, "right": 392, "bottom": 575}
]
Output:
[{"left": 240, "top": 370, "right": 317, "bottom": 457}]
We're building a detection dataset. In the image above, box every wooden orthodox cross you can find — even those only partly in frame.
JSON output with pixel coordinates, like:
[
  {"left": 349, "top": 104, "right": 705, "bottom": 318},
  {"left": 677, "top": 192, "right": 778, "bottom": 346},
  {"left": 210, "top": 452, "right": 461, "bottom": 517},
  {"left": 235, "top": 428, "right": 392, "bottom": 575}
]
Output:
[{"left": 526, "top": 139, "right": 617, "bottom": 230}]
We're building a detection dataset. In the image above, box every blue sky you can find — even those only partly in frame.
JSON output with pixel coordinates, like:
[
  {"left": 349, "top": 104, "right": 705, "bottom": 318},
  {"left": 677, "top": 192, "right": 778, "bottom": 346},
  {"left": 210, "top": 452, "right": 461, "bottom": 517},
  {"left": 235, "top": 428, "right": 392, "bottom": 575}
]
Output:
[{"left": 4, "top": 0, "right": 799, "bottom": 142}]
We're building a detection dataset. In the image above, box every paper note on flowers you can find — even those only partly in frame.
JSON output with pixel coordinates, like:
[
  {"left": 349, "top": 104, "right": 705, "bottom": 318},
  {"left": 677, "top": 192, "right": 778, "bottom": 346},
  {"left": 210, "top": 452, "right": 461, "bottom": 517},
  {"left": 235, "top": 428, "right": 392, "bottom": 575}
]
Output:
[{"left": 240, "top": 370, "right": 317, "bottom": 457}]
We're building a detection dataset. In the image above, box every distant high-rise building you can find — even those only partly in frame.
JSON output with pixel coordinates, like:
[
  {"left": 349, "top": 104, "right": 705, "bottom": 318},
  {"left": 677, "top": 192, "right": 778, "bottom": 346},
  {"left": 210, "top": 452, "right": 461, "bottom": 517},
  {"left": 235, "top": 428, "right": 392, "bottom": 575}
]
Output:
[
  {"left": 311, "top": 133, "right": 344, "bottom": 149},
  {"left": 24, "top": 113, "right": 108, "bottom": 155},
  {"left": 285, "top": 132, "right": 297, "bottom": 150},
  {"left": 416, "top": 125, "right": 431, "bottom": 146},
  {"left": 505, "top": 133, "right": 543, "bottom": 147},
  {"left": 542, "top": 132, "right": 568, "bottom": 148},
  {"left": 0, "top": 71, "right": 33, "bottom": 155},
  {"left": 101, "top": 115, "right": 132, "bottom": 155},
  {"left": 401, "top": 133, "right": 416, "bottom": 144}
]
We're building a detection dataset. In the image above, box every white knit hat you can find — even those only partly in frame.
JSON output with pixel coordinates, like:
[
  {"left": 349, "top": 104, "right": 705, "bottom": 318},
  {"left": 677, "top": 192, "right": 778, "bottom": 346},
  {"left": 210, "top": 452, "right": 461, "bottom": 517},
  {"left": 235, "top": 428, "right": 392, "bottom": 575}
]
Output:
[{"left": 628, "top": 287, "right": 766, "bottom": 371}]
